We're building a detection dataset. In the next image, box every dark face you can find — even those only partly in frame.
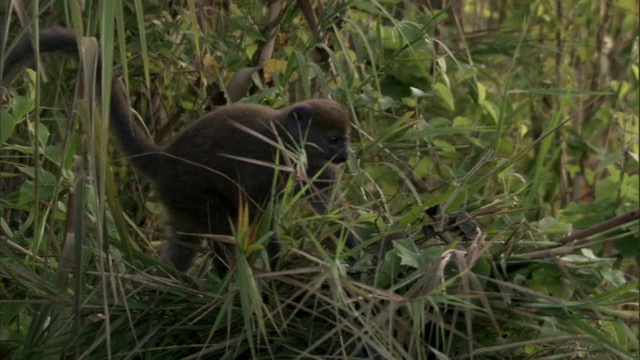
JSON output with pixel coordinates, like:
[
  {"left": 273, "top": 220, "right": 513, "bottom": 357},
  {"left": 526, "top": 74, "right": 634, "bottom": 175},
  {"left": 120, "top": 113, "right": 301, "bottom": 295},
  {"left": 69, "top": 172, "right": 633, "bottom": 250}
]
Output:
[
  {"left": 300, "top": 123, "right": 350, "bottom": 165},
  {"left": 285, "top": 103, "right": 350, "bottom": 165},
  {"left": 322, "top": 129, "right": 349, "bottom": 164}
]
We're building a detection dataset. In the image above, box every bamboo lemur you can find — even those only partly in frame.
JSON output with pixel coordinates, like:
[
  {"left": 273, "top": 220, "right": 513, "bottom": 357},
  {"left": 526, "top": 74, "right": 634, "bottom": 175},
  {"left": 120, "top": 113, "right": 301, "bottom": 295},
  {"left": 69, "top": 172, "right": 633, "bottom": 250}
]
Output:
[{"left": 1, "top": 27, "right": 352, "bottom": 273}]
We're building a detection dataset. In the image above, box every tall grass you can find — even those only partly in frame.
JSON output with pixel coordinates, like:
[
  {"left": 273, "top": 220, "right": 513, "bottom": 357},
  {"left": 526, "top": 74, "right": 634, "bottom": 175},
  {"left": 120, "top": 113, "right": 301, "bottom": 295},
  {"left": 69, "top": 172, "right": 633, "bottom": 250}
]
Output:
[{"left": 1, "top": 1, "right": 638, "bottom": 359}]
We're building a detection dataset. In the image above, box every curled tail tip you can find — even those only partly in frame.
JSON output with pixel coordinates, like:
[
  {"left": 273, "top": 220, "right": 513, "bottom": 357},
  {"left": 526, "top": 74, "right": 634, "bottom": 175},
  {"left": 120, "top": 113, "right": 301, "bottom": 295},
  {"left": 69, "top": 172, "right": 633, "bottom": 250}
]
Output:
[{"left": 2, "top": 26, "right": 79, "bottom": 84}]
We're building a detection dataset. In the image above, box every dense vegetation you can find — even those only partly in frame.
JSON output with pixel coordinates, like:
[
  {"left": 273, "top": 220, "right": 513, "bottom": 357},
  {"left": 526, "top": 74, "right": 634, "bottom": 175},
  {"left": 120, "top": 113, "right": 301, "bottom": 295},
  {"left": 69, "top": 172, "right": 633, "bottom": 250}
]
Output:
[{"left": 1, "top": 1, "right": 638, "bottom": 359}]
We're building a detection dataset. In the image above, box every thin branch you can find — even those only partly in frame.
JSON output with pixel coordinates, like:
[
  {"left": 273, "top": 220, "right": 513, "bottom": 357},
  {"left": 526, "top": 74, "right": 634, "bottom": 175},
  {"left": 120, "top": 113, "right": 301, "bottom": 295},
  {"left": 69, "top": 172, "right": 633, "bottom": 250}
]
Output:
[
  {"left": 558, "top": 208, "right": 639, "bottom": 244},
  {"left": 516, "top": 209, "right": 640, "bottom": 259}
]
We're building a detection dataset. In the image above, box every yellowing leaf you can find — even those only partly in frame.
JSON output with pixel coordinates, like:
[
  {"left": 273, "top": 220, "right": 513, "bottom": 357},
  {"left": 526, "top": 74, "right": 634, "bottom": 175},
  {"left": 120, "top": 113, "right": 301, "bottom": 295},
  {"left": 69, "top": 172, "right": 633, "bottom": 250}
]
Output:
[
  {"left": 263, "top": 59, "right": 287, "bottom": 82},
  {"left": 202, "top": 53, "right": 218, "bottom": 82}
]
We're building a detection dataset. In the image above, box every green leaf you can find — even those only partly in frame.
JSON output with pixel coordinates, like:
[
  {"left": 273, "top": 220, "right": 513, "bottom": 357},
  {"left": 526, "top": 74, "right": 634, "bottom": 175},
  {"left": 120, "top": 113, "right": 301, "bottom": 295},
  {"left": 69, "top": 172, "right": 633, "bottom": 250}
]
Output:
[
  {"left": 375, "top": 248, "right": 402, "bottom": 288},
  {"left": 393, "top": 238, "right": 423, "bottom": 269},
  {"left": 1, "top": 111, "right": 17, "bottom": 144},
  {"left": 468, "top": 79, "right": 485, "bottom": 103},
  {"left": 434, "top": 82, "right": 454, "bottom": 111},
  {"left": 537, "top": 216, "right": 572, "bottom": 236},
  {"left": 43, "top": 146, "right": 64, "bottom": 167},
  {"left": 452, "top": 116, "right": 472, "bottom": 127},
  {"left": 36, "top": 123, "right": 50, "bottom": 148},
  {"left": 10, "top": 95, "right": 35, "bottom": 120}
]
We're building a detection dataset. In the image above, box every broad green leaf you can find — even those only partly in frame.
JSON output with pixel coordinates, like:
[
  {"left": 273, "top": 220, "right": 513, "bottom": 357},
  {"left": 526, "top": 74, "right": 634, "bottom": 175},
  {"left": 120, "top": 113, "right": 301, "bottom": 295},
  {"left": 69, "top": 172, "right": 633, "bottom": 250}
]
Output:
[
  {"left": 1, "top": 111, "right": 17, "bottom": 144},
  {"left": 393, "top": 238, "right": 423, "bottom": 269},
  {"left": 434, "top": 82, "right": 454, "bottom": 111}
]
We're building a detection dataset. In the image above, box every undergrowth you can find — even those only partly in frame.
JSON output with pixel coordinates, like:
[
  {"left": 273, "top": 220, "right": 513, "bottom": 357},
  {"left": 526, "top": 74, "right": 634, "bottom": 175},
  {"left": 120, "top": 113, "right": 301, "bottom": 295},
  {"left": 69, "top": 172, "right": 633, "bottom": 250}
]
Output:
[{"left": 1, "top": 1, "right": 638, "bottom": 359}]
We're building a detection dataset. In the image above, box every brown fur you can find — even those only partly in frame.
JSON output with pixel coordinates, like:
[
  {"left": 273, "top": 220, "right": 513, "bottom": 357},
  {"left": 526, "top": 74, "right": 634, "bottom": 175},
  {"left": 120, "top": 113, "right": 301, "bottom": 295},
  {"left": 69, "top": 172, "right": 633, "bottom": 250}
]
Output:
[{"left": 2, "top": 27, "right": 351, "bottom": 272}]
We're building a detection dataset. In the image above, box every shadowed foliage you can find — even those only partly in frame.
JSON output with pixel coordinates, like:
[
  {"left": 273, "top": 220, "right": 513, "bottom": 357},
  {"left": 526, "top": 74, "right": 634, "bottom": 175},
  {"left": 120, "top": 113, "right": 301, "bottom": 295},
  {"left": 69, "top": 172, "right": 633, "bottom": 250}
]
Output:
[{"left": 0, "top": 1, "right": 638, "bottom": 359}]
